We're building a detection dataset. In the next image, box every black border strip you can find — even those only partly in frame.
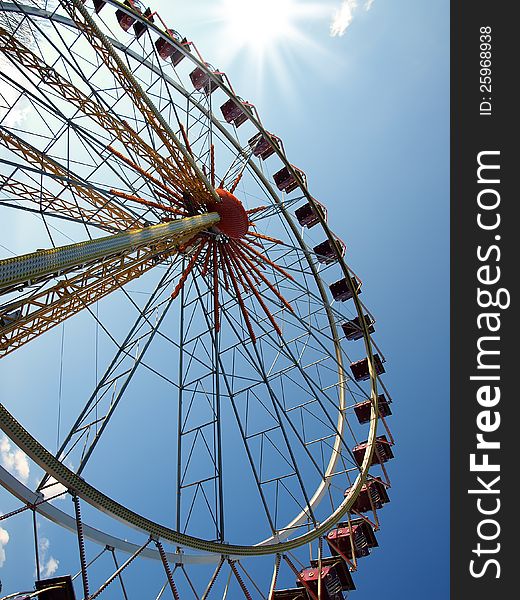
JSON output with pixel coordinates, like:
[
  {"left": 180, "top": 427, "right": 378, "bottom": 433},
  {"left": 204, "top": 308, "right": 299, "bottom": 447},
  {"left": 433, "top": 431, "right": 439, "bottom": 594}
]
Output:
[{"left": 451, "top": 2, "right": 516, "bottom": 597}]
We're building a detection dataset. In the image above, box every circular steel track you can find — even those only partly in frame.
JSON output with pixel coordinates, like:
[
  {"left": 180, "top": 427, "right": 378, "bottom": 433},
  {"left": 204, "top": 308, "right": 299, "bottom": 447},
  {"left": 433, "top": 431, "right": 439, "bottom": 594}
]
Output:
[{"left": 0, "top": 0, "right": 387, "bottom": 564}]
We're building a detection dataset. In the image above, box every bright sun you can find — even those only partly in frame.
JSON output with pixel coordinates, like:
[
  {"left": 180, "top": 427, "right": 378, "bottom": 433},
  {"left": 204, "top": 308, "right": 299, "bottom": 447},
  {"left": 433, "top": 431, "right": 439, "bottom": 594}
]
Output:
[
  {"left": 212, "top": 0, "right": 334, "bottom": 100},
  {"left": 219, "top": 0, "right": 298, "bottom": 52}
]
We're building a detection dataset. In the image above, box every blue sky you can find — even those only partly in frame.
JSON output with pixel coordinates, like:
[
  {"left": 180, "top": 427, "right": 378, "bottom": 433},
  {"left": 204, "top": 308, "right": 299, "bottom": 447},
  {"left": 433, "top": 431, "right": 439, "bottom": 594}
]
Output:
[{"left": 0, "top": 0, "right": 449, "bottom": 597}]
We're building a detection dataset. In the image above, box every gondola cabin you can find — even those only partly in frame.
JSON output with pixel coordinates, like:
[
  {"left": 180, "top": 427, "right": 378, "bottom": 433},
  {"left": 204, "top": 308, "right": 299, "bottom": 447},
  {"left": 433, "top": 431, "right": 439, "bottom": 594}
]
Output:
[
  {"left": 341, "top": 314, "right": 375, "bottom": 341},
  {"left": 248, "top": 131, "right": 281, "bottom": 160},
  {"left": 327, "top": 519, "right": 378, "bottom": 559},
  {"left": 353, "top": 394, "right": 392, "bottom": 424},
  {"left": 273, "top": 165, "right": 307, "bottom": 193},
  {"left": 295, "top": 199, "right": 327, "bottom": 228},
  {"left": 220, "top": 97, "right": 249, "bottom": 127},
  {"left": 352, "top": 435, "right": 394, "bottom": 467},
  {"left": 298, "top": 565, "right": 344, "bottom": 600},
  {"left": 189, "top": 64, "right": 223, "bottom": 94},
  {"left": 309, "top": 557, "right": 356, "bottom": 591},
  {"left": 345, "top": 477, "right": 390, "bottom": 513},
  {"left": 313, "top": 237, "right": 346, "bottom": 265},
  {"left": 155, "top": 29, "right": 182, "bottom": 61},
  {"left": 116, "top": 1, "right": 138, "bottom": 31},
  {"left": 329, "top": 276, "right": 361, "bottom": 302},
  {"left": 349, "top": 354, "right": 385, "bottom": 381}
]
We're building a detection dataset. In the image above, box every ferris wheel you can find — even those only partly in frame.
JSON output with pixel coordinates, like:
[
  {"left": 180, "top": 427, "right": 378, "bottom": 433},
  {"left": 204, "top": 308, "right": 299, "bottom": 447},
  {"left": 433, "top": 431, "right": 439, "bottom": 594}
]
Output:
[{"left": 0, "top": 1, "right": 396, "bottom": 598}]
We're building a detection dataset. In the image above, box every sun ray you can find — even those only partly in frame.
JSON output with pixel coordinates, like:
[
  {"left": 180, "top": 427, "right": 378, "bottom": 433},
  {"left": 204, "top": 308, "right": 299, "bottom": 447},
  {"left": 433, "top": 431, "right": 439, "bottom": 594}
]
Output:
[{"left": 207, "top": 1, "right": 338, "bottom": 102}]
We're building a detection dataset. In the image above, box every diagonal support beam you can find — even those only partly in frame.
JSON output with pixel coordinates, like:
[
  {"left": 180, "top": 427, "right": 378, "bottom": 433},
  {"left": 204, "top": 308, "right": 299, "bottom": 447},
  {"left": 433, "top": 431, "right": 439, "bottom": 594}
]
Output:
[
  {"left": 0, "top": 213, "right": 219, "bottom": 357},
  {"left": 0, "top": 213, "right": 219, "bottom": 291}
]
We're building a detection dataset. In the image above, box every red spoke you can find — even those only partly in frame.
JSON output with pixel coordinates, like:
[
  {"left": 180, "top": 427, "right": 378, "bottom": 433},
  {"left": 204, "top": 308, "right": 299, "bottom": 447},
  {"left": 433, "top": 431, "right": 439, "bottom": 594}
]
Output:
[
  {"left": 243, "top": 238, "right": 264, "bottom": 250},
  {"left": 221, "top": 249, "right": 257, "bottom": 344},
  {"left": 154, "top": 189, "right": 189, "bottom": 208},
  {"left": 283, "top": 555, "right": 319, "bottom": 600},
  {"left": 234, "top": 240, "right": 296, "bottom": 282},
  {"left": 179, "top": 123, "right": 194, "bottom": 157},
  {"left": 227, "top": 248, "right": 282, "bottom": 337},
  {"left": 229, "top": 560, "right": 253, "bottom": 600},
  {"left": 171, "top": 239, "right": 207, "bottom": 299},
  {"left": 109, "top": 189, "right": 188, "bottom": 216},
  {"left": 246, "top": 232, "right": 284, "bottom": 245},
  {"left": 229, "top": 172, "right": 242, "bottom": 194},
  {"left": 223, "top": 246, "right": 249, "bottom": 294},
  {"left": 233, "top": 252, "right": 263, "bottom": 287},
  {"left": 230, "top": 243, "right": 295, "bottom": 315},
  {"left": 246, "top": 205, "right": 268, "bottom": 215},
  {"left": 106, "top": 145, "right": 186, "bottom": 204}
]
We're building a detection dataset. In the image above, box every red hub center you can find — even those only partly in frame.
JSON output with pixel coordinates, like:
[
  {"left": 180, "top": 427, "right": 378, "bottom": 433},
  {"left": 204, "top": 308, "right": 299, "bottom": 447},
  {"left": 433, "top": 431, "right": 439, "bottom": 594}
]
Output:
[{"left": 207, "top": 188, "right": 249, "bottom": 239}]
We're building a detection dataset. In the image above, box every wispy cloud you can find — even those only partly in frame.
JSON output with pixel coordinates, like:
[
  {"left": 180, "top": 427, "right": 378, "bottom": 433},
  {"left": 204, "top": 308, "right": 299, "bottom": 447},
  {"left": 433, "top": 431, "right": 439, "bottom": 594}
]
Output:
[
  {"left": 38, "top": 536, "right": 59, "bottom": 578},
  {"left": 42, "top": 555, "right": 59, "bottom": 577},
  {"left": 0, "top": 525, "right": 9, "bottom": 567},
  {"left": 0, "top": 436, "right": 30, "bottom": 484},
  {"left": 330, "top": 0, "right": 375, "bottom": 37},
  {"left": 330, "top": 0, "right": 357, "bottom": 37}
]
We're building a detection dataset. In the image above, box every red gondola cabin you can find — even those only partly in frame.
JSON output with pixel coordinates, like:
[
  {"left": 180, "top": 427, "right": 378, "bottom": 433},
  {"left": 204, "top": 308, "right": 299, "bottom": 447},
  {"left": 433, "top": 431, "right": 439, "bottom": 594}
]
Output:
[
  {"left": 313, "top": 238, "right": 346, "bottom": 265},
  {"left": 341, "top": 314, "right": 374, "bottom": 341},
  {"left": 327, "top": 519, "right": 378, "bottom": 559},
  {"left": 220, "top": 97, "right": 249, "bottom": 127},
  {"left": 248, "top": 132, "right": 281, "bottom": 160},
  {"left": 273, "top": 165, "right": 306, "bottom": 193},
  {"left": 35, "top": 575, "right": 76, "bottom": 600},
  {"left": 116, "top": 1, "right": 138, "bottom": 31},
  {"left": 345, "top": 477, "right": 390, "bottom": 513},
  {"left": 353, "top": 394, "right": 392, "bottom": 424},
  {"left": 189, "top": 64, "right": 223, "bottom": 94},
  {"left": 329, "top": 276, "right": 361, "bottom": 302},
  {"left": 295, "top": 199, "right": 327, "bottom": 228},
  {"left": 155, "top": 29, "right": 182, "bottom": 61},
  {"left": 349, "top": 354, "right": 385, "bottom": 381},
  {"left": 309, "top": 557, "right": 355, "bottom": 591},
  {"left": 352, "top": 435, "right": 394, "bottom": 467},
  {"left": 170, "top": 36, "right": 190, "bottom": 67},
  {"left": 297, "top": 565, "right": 344, "bottom": 600},
  {"left": 93, "top": 0, "right": 106, "bottom": 13}
]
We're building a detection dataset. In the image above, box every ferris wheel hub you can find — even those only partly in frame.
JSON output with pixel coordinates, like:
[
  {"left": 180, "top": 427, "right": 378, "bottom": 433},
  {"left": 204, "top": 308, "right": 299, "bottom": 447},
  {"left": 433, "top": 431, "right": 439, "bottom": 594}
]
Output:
[{"left": 207, "top": 188, "right": 249, "bottom": 239}]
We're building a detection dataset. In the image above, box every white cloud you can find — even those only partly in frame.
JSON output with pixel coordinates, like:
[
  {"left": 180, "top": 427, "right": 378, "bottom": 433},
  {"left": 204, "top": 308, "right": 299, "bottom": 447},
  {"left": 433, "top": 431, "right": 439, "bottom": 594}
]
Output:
[
  {"left": 0, "top": 525, "right": 9, "bottom": 568},
  {"left": 0, "top": 436, "right": 30, "bottom": 484},
  {"left": 38, "top": 536, "right": 59, "bottom": 577},
  {"left": 39, "top": 536, "right": 50, "bottom": 553},
  {"left": 42, "top": 555, "right": 59, "bottom": 577},
  {"left": 330, "top": 0, "right": 357, "bottom": 37},
  {"left": 330, "top": 0, "right": 375, "bottom": 36}
]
